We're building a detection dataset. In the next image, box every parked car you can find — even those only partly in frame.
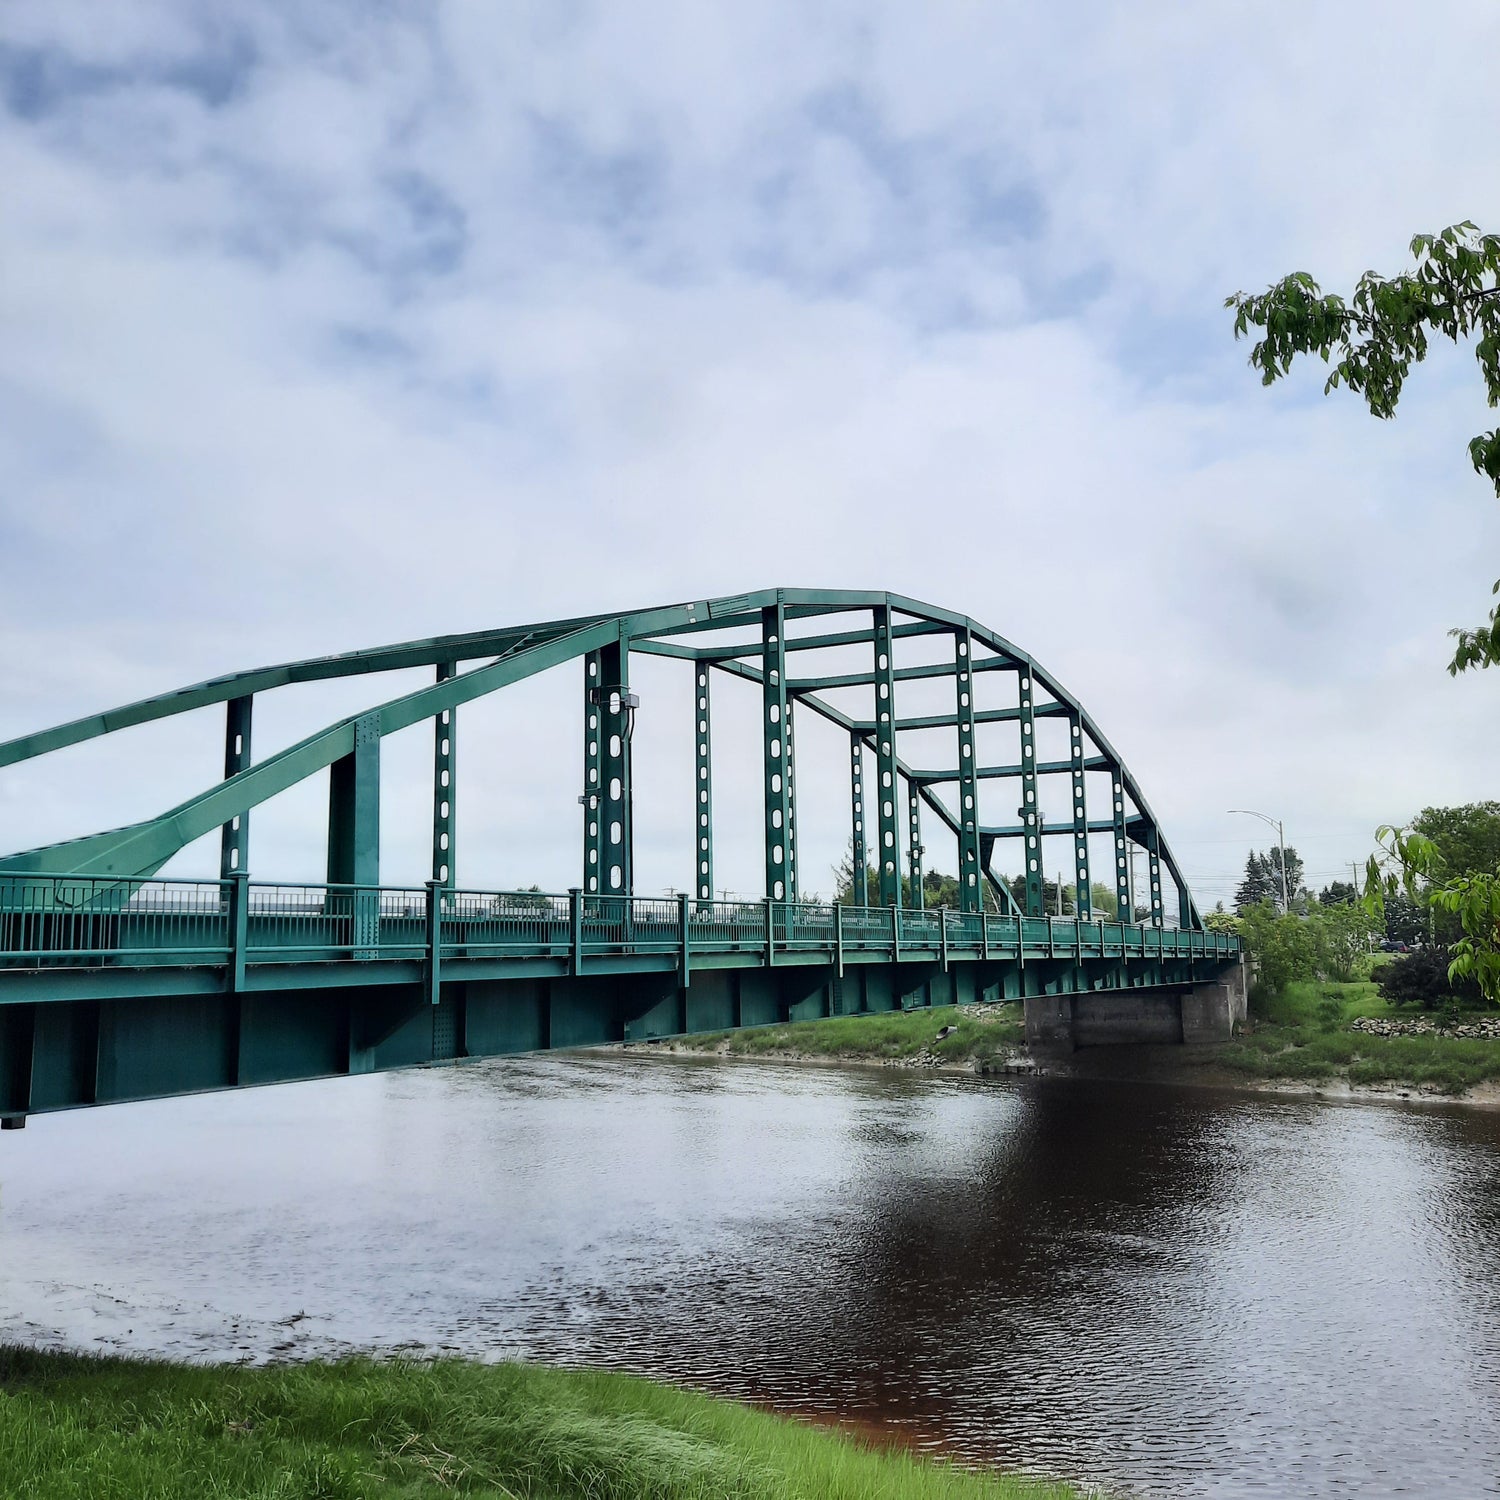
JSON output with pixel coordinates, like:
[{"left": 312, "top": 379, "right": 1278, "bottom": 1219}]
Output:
[{"left": 1378, "top": 939, "right": 1410, "bottom": 953}]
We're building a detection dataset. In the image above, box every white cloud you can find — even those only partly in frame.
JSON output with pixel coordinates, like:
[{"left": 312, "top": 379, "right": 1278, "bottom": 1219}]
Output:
[{"left": 2, "top": 0, "right": 1498, "bottom": 907}]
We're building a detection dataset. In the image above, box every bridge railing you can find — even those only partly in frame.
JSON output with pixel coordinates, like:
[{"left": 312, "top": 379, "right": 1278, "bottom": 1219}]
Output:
[
  {"left": 0, "top": 874, "right": 232, "bottom": 966},
  {"left": 0, "top": 873, "right": 1242, "bottom": 973}
]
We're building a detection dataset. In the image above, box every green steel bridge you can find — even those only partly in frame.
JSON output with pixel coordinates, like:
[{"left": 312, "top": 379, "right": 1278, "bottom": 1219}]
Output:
[{"left": 0, "top": 589, "right": 1240, "bottom": 1128}]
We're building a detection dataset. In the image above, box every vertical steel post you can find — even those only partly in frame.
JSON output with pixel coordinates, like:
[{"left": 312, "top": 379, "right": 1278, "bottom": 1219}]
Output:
[
  {"left": 598, "top": 637, "right": 632, "bottom": 897},
  {"left": 785, "top": 699, "right": 799, "bottom": 901},
  {"left": 424, "top": 879, "right": 442, "bottom": 1005},
  {"left": 327, "top": 714, "right": 381, "bottom": 887},
  {"left": 219, "top": 695, "right": 252, "bottom": 878},
  {"left": 1111, "top": 771, "right": 1131, "bottom": 922},
  {"left": 582, "top": 651, "right": 604, "bottom": 896},
  {"left": 1017, "top": 668, "right": 1044, "bottom": 915},
  {"left": 954, "top": 629, "right": 982, "bottom": 911},
  {"left": 227, "top": 870, "right": 249, "bottom": 993},
  {"left": 694, "top": 666, "right": 713, "bottom": 905},
  {"left": 849, "top": 733, "right": 868, "bottom": 905},
  {"left": 872, "top": 604, "right": 901, "bottom": 907},
  {"left": 762, "top": 605, "right": 792, "bottom": 901},
  {"left": 569, "top": 887, "right": 584, "bottom": 974},
  {"left": 1147, "top": 833, "right": 1165, "bottom": 928},
  {"left": 907, "top": 780, "right": 924, "bottom": 909},
  {"left": 432, "top": 663, "right": 457, "bottom": 887},
  {"left": 327, "top": 713, "right": 381, "bottom": 957},
  {"left": 1068, "top": 712, "right": 1091, "bottom": 917}
]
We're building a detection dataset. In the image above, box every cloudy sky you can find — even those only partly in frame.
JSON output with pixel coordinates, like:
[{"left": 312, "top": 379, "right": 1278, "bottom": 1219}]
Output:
[{"left": 2, "top": 1, "right": 1499, "bottom": 909}]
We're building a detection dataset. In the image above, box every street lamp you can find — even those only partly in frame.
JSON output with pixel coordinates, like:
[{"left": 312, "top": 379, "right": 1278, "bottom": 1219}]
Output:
[{"left": 1229, "top": 808, "right": 1289, "bottom": 912}]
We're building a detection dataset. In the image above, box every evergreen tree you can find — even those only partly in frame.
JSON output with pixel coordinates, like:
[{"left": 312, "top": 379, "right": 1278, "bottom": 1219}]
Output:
[{"left": 1235, "top": 851, "right": 1274, "bottom": 912}]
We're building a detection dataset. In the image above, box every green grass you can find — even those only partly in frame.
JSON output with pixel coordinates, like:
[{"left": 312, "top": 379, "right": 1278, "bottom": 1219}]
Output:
[
  {"left": 0, "top": 1348, "right": 1080, "bottom": 1500},
  {"left": 689, "top": 1004, "right": 1026, "bottom": 1069},
  {"left": 1221, "top": 980, "right": 1500, "bottom": 1096}
]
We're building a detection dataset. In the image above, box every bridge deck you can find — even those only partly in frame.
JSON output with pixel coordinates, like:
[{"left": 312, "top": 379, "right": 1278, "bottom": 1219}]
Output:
[
  {"left": 0, "top": 876, "right": 1237, "bottom": 998},
  {"left": 0, "top": 875, "right": 1240, "bottom": 1126}
]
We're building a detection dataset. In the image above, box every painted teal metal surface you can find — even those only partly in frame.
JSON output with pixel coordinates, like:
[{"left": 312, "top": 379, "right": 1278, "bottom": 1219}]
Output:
[
  {"left": 0, "top": 872, "right": 1240, "bottom": 1123},
  {"left": 0, "top": 588, "right": 1243, "bottom": 1124}
]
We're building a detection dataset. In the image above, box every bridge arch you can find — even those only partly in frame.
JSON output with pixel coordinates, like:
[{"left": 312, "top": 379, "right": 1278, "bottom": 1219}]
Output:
[{"left": 0, "top": 590, "right": 1203, "bottom": 929}]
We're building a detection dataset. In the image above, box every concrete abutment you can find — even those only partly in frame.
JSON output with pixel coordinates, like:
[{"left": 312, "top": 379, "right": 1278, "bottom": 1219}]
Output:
[{"left": 1024, "top": 958, "right": 1247, "bottom": 1052}]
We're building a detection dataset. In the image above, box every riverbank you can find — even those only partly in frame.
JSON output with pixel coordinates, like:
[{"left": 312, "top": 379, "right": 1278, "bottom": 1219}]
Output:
[
  {"left": 1217, "top": 980, "right": 1500, "bottom": 1098},
  {"left": 0, "top": 1347, "right": 1079, "bottom": 1500},
  {"left": 629, "top": 984, "right": 1500, "bottom": 1103},
  {"left": 645, "top": 1002, "right": 1031, "bottom": 1074}
]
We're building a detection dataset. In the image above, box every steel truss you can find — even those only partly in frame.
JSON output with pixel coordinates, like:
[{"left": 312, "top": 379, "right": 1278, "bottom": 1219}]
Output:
[{"left": 0, "top": 589, "right": 1203, "bottom": 931}]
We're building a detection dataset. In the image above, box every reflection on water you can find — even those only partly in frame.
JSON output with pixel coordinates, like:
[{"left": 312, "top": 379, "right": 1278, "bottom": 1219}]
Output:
[{"left": 3, "top": 1054, "right": 1500, "bottom": 1498}]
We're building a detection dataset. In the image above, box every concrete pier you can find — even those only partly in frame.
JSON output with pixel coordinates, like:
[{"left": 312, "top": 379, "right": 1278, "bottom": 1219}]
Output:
[{"left": 1024, "top": 958, "right": 1247, "bottom": 1051}]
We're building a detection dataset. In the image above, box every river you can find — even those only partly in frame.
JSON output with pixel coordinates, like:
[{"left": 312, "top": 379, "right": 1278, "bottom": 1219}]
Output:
[{"left": 2, "top": 1053, "right": 1498, "bottom": 1497}]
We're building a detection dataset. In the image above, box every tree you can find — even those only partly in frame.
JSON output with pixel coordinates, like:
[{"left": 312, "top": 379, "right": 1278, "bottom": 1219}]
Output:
[
  {"left": 1237, "top": 899, "right": 1381, "bottom": 999},
  {"left": 1228, "top": 228, "right": 1500, "bottom": 1000},
  {"left": 1235, "top": 852, "right": 1275, "bottom": 912},
  {"left": 1410, "top": 802, "right": 1500, "bottom": 878},
  {"left": 1382, "top": 889, "right": 1427, "bottom": 946},
  {"left": 831, "top": 840, "right": 1005, "bottom": 910},
  {"left": 1227, "top": 222, "right": 1500, "bottom": 672},
  {"left": 1265, "top": 845, "right": 1306, "bottom": 911},
  {"left": 1089, "top": 882, "right": 1120, "bottom": 919},
  {"left": 1319, "top": 880, "right": 1357, "bottom": 906},
  {"left": 1235, "top": 847, "right": 1304, "bottom": 912}
]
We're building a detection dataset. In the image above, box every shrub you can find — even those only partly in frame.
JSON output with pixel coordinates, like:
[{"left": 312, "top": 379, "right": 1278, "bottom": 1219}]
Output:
[{"left": 1374, "top": 946, "right": 1485, "bottom": 1009}]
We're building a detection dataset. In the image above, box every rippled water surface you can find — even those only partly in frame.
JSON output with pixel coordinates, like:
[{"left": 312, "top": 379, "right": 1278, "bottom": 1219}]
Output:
[{"left": 3, "top": 1054, "right": 1500, "bottom": 1497}]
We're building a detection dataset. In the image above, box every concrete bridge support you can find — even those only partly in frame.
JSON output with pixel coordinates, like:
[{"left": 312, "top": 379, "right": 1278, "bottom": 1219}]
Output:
[{"left": 1024, "top": 958, "right": 1247, "bottom": 1051}]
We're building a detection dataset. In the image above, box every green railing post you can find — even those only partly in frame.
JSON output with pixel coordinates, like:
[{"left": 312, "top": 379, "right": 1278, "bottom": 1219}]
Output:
[
  {"left": 570, "top": 887, "right": 583, "bottom": 975},
  {"left": 228, "top": 872, "right": 249, "bottom": 993},
  {"left": 679, "top": 891, "right": 691, "bottom": 989},
  {"left": 765, "top": 897, "right": 776, "bottom": 967},
  {"left": 834, "top": 900, "right": 844, "bottom": 978},
  {"left": 892, "top": 904, "right": 901, "bottom": 960},
  {"left": 940, "top": 907, "right": 949, "bottom": 972},
  {"left": 425, "top": 879, "right": 442, "bottom": 1005}
]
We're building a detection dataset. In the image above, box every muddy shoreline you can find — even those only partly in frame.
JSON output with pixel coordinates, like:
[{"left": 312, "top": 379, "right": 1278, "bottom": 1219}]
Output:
[{"left": 615, "top": 1035, "right": 1500, "bottom": 1109}]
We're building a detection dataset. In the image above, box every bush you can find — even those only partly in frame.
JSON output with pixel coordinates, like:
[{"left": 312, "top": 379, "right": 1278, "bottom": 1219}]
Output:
[
  {"left": 1374, "top": 946, "right": 1485, "bottom": 1009},
  {"left": 1239, "top": 900, "right": 1382, "bottom": 1001}
]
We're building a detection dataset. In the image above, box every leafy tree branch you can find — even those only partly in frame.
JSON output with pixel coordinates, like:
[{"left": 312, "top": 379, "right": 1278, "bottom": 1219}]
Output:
[{"left": 1227, "top": 222, "right": 1500, "bottom": 672}]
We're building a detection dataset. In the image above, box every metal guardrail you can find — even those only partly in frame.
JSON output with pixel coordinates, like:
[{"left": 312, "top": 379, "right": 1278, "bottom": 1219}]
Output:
[{"left": 0, "top": 873, "right": 1242, "bottom": 978}]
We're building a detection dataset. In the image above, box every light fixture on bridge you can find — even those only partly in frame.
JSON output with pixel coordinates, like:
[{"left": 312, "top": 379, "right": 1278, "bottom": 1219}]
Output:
[{"left": 589, "top": 687, "right": 641, "bottom": 741}]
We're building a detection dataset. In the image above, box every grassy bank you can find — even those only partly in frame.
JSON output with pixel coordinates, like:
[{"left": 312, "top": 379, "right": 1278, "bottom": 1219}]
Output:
[
  {"left": 684, "top": 1003, "right": 1025, "bottom": 1069},
  {"left": 669, "top": 984, "right": 1500, "bottom": 1099},
  {"left": 1221, "top": 980, "right": 1500, "bottom": 1096},
  {"left": 0, "top": 1348, "right": 1080, "bottom": 1500}
]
